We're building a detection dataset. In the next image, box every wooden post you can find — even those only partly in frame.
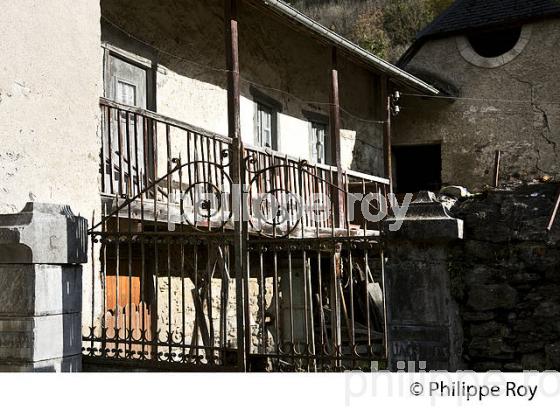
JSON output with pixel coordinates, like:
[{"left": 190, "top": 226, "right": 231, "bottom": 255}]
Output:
[
  {"left": 225, "top": 0, "right": 248, "bottom": 371},
  {"left": 381, "top": 76, "right": 393, "bottom": 193},
  {"left": 329, "top": 48, "right": 345, "bottom": 228}
]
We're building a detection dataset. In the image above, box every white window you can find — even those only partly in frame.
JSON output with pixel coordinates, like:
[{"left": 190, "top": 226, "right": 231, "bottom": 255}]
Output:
[
  {"left": 116, "top": 80, "right": 137, "bottom": 125},
  {"left": 310, "top": 122, "right": 328, "bottom": 164},
  {"left": 256, "top": 103, "right": 276, "bottom": 149},
  {"left": 116, "top": 80, "right": 137, "bottom": 106}
]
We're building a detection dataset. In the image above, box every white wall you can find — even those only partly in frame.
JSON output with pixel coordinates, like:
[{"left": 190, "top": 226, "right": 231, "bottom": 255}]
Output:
[{"left": 0, "top": 0, "right": 103, "bottom": 217}]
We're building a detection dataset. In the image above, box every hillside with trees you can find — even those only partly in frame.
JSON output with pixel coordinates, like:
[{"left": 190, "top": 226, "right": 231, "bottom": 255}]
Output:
[{"left": 288, "top": 0, "right": 454, "bottom": 62}]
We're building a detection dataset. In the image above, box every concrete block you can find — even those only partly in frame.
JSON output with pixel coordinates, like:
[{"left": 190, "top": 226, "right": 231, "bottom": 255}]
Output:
[
  {"left": 0, "top": 313, "right": 81, "bottom": 362},
  {"left": 0, "top": 264, "right": 82, "bottom": 316},
  {"left": 0, "top": 202, "right": 87, "bottom": 264}
]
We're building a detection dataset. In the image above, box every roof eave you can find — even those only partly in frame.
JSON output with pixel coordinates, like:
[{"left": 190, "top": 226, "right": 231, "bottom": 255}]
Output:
[{"left": 256, "top": 0, "right": 440, "bottom": 96}]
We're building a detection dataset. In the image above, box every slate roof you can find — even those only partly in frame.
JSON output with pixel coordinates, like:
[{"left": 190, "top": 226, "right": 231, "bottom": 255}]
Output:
[
  {"left": 398, "top": 0, "right": 560, "bottom": 67},
  {"left": 418, "top": 0, "right": 560, "bottom": 40}
]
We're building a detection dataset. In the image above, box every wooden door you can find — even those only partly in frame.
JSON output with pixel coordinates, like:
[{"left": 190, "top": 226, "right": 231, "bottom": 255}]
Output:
[{"left": 105, "top": 252, "right": 153, "bottom": 358}]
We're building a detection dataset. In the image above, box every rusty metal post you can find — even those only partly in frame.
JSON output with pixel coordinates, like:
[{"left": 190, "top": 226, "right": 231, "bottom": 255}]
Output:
[
  {"left": 329, "top": 48, "right": 345, "bottom": 228},
  {"left": 381, "top": 76, "right": 393, "bottom": 194},
  {"left": 225, "top": 0, "right": 249, "bottom": 371}
]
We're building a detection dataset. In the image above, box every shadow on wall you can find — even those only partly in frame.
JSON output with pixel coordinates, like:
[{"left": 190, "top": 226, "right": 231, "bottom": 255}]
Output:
[
  {"left": 101, "top": 0, "right": 384, "bottom": 175},
  {"left": 100, "top": 0, "right": 330, "bottom": 130}
]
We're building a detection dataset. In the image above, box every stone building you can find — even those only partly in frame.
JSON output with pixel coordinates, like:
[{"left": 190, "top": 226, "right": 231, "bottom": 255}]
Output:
[
  {"left": 1, "top": 0, "right": 559, "bottom": 374},
  {"left": 394, "top": 0, "right": 560, "bottom": 192},
  {"left": 0, "top": 0, "right": 438, "bottom": 371}
]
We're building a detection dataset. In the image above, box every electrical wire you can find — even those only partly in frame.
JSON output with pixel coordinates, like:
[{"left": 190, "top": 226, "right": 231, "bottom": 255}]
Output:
[
  {"left": 101, "top": 14, "right": 386, "bottom": 126},
  {"left": 101, "top": 14, "right": 560, "bottom": 117},
  {"left": 401, "top": 92, "right": 560, "bottom": 106}
]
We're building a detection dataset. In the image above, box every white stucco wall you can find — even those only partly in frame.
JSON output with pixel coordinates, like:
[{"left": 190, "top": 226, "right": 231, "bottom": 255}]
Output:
[
  {"left": 0, "top": 0, "right": 103, "bottom": 217},
  {"left": 157, "top": 68, "right": 230, "bottom": 137}
]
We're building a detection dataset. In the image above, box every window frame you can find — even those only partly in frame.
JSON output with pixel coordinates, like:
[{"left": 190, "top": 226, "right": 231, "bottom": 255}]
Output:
[
  {"left": 255, "top": 101, "right": 277, "bottom": 150},
  {"left": 102, "top": 44, "right": 157, "bottom": 111},
  {"left": 251, "top": 87, "right": 281, "bottom": 151},
  {"left": 304, "top": 110, "right": 331, "bottom": 165}
]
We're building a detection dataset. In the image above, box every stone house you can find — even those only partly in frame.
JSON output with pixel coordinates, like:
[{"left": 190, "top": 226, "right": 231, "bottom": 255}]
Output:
[
  {"left": 394, "top": 0, "right": 560, "bottom": 192},
  {"left": 0, "top": 0, "right": 439, "bottom": 371}
]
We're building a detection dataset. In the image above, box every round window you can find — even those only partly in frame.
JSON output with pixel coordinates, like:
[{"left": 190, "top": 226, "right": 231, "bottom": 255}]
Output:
[
  {"left": 467, "top": 27, "right": 522, "bottom": 58},
  {"left": 456, "top": 25, "right": 532, "bottom": 68}
]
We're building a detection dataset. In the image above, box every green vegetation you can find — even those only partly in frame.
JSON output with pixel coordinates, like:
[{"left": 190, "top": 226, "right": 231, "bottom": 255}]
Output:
[{"left": 288, "top": 0, "right": 454, "bottom": 62}]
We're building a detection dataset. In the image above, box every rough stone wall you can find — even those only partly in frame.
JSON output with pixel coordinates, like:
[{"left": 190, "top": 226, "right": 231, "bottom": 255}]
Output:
[
  {"left": 101, "top": 0, "right": 385, "bottom": 176},
  {"left": 449, "top": 183, "right": 560, "bottom": 371},
  {"left": 157, "top": 276, "right": 274, "bottom": 353},
  {"left": 0, "top": 0, "right": 103, "bottom": 216},
  {"left": 395, "top": 19, "right": 560, "bottom": 189}
]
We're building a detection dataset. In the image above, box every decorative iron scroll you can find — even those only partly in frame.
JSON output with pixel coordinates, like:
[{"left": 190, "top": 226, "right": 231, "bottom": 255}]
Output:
[{"left": 85, "top": 100, "right": 390, "bottom": 372}]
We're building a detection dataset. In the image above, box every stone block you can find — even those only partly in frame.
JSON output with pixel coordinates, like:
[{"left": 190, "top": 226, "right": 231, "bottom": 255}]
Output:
[
  {"left": 440, "top": 186, "right": 472, "bottom": 199},
  {"left": 463, "top": 311, "right": 496, "bottom": 322},
  {"left": 388, "top": 241, "right": 449, "bottom": 262},
  {"left": 468, "top": 337, "right": 514, "bottom": 359},
  {"left": 388, "top": 325, "right": 451, "bottom": 371},
  {"left": 0, "top": 264, "right": 82, "bottom": 316},
  {"left": 521, "top": 353, "right": 546, "bottom": 371},
  {"left": 517, "top": 341, "right": 545, "bottom": 353},
  {"left": 509, "top": 271, "right": 541, "bottom": 285},
  {"left": 513, "top": 318, "right": 560, "bottom": 340},
  {"left": 472, "top": 361, "right": 505, "bottom": 372},
  {"left": 503, "top": 363, "right": 524, "bottom": 372},
  {"left": 515, "top": 244, "right": 559, "bottom": 273},
  {"left": 470, "top": 321, "right": 510, "bottom": 338},
  {"left": 534, "top": 301, "right": 560, "bottom": 318},
  {"left": 386, "top": 260, "right": 450, "bottom": 326},
  {"left": 545, "top": 343, "right": 560, "bottom": 370},
  {"left": 467, "top": 284, "right": 517, "bottom": 311},
  {"left": 384, "top": 191, "right": 463, "bottom": 242},
  {"left": 463, "top": 240, "right": 506, "bottom": 261},
  {"left": 0, "top": 202, "right": 87, "bottom": 264},
  {"left": 0, "top": 354, "right": 81, "bottom": 372},
  {"left": 464, "top": 265, "right": 507, "bottom": 286},
  {"left": 385, "top": 192, "right": 464, "bottom": 371},
  {"left": 0, "top": 313, "right": 81, "bottom": 362}
]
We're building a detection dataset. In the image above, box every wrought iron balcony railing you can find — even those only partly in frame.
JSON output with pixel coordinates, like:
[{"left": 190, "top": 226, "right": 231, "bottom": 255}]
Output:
[{"left": 84, "top": 98, "right": 390, "bottom": 371}]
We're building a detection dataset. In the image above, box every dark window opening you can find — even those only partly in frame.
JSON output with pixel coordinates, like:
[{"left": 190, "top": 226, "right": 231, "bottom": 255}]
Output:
[
  {"left": 393, "top": 144, "right": 442, "bottom": 194},
  {"left": 467, "top": 27, "right": 522, "bottom": 58}
]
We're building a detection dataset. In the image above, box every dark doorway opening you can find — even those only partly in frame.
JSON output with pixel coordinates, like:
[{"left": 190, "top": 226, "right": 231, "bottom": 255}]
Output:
[{"left": 393, "top": 144, "right": 442, "bottom": 194}]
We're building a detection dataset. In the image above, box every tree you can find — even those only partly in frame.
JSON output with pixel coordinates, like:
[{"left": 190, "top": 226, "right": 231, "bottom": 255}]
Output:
[
  {"left": 427, "top": 0, "right": 454, "bottom": 15},
  {"left": 383, "top": 0, "right": 434, "bottom": 47},
  {"left": 350, "top": 8, "right": 391, "bottom": 59},
  {"left": 291, "top": 0, "right": 456, "bottom": 63}
]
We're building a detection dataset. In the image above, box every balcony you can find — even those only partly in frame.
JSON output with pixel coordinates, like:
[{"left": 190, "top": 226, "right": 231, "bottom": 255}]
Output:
[{"left": 97, "top": 98, "right": 390, "bottom": 239}]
